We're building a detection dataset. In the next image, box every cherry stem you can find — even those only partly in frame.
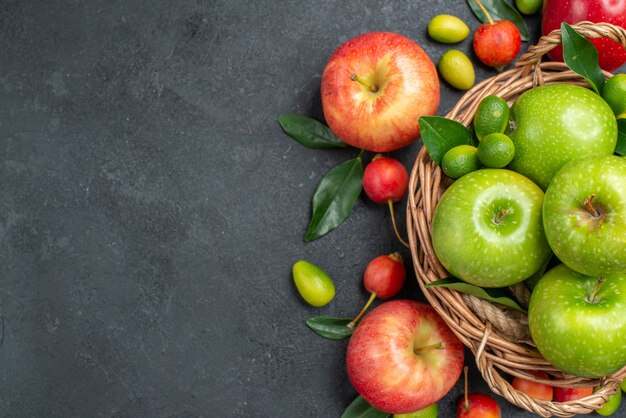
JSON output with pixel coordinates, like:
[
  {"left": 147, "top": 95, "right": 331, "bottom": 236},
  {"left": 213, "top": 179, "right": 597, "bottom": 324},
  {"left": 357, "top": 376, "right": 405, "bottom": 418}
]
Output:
[
  {"left": 587, "top": 277, "right": 604, "bottom": 304},
  {"left": 584, "top": 194, "right": 600, "bottom": 218},
  {"left": 475, "top": 0, "right": 494, "bottom": 25},
  {"left": 413, "top": 341, "right": 445, "bottom": 355},
  {"left": 347, "top": 292, "right": 377, "bottom": 329},
  {"left": 351, "top": 74, "right": 378, "bottom": 93},
  {"left": 494, "top": 208, "right": 510, "bottom": 224},
  {"left": 388, "top": 200, "right": 410, "bottom": 249},
  {"left": 463, "top": 366, "right": 470, "bottom": 410}
]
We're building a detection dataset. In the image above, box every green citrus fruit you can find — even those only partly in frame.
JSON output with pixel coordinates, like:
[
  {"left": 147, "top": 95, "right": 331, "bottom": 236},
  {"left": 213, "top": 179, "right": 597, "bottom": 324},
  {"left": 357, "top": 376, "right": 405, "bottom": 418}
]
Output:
[
  {"left": 515, "top": 0, "right": 542, "bottom": 15},
  {"left": 602, "top": 74, "right": 626, "bottom": 116},
  {"left": 474, "top": 95, "right": 510, "bottom": 140},
  {"left": 441, "top": 145, "right": 480, "bottom": 179},
  {"left": 292, "top": 260, "right": 335, "bottom": 307},
  {"left": 428, "top": 15, "right": 470, "bottom": 44},
  {"left": 438, "top": 50, "right": 475, "bottom": 91},
  {"left": 477, "top": 133, "right": 515, "bottom": 168},
  {"left": 394, "top": 402, "right": 439, "bottom": 417}
]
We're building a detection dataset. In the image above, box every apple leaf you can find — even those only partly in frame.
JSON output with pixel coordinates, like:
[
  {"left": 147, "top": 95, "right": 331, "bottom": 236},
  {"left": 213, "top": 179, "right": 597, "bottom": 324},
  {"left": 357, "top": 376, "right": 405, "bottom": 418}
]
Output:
[
  {"left": 418, "top": 116, "right": 472, "bottom": 166},
  {"left": 341, "top": 395, "right": 390, "bottom": 418},
  {"left": 305, "top": 154, "right": 363, "bottom": 241},
  {"left": 278, "top": 114, "right": 348, "bottom": 149},
  {"left": 616, "top": 118, "right": 626, "bottom": 156},
  {"left": 306, "top": 316, "right": 354, "bottom": 340},
  {"left": 561, "top": 22, "right": 606, "bottom": 95},
  {"left": 425, "top": 277, "right": 526, "bottom": 312},
  {"left": 466, "top": 0, "right": 529, "bottom": 41}
]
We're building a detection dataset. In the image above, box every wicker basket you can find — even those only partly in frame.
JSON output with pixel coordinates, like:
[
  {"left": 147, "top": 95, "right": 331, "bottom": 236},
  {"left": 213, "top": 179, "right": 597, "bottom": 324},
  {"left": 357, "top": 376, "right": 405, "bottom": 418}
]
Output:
[{"left": 407, "top": 21, "right": 626, "bottom": 417}]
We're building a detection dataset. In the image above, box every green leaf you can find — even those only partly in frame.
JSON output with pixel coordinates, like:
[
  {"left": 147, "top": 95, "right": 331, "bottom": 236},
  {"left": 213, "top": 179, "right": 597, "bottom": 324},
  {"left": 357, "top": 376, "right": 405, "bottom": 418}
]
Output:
[
  {"left": 305, "top": 155, "right": 364, "bottom": 241},
  {"left": 278, "top": 114, "right": 347, "bottom": 149},
  {"left": 616, "top": 118, "right": 626, "bottom": 156},
  {"left": 561, "top": 22, "right": 606, "bottom": 95},
  {"left": 425, "top": 277, "right": 526, "bottom": 312},
  {"left": 306, "top": 316, "right": 354, "bottom": 340},
  {"left": 418, "top": 116, "right": 472, "bottom": 165},
  {"left": 466, "top": 0, "right": 530, "bottom": 41},
  {"left": 341, "top": 395, "right": 390, "bottom": 418}
]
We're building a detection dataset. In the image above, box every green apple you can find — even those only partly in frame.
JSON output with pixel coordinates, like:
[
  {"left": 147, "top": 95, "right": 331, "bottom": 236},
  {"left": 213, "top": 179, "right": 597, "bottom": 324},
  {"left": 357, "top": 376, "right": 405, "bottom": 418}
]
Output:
[
  {"left": 431, "top": 169, "right": 551, "bottom": 287},
  {"left": 528, "top": 264, "right": 626, "bottom": 378},
  {"left": 543, "top": 155, "right": 626, "bottom": 277},
  {"left": 595, "top": 386, "right": 622, "bottom": 416},
  {"left": 507, "top": 84, "right": 617, "bottom": 189},
  {"left": 621, "top": 379, "right": 626, "bottom": 393}
]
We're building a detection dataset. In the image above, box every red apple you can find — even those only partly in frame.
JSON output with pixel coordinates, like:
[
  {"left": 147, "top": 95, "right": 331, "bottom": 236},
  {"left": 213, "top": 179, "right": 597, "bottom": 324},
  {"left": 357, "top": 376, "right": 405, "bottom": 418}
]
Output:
[
  {"left": 542, "top": 0, "right": 626, "bottom": 71},
  {"left": 457, "top": 393, "right": 501, "bottom": 418},
  {"left": 346, "top": 300, "right": 464, "bottom": 414},
  {"left": 553, "top": 386, "right": 594, "bottom": 402},
  {"left": 473, "top": 20, "right": 522, "bottom": 70},
  {"left": 321, "top": 32, "right": 440, "bottom": 152},
  {"left": 511, "top": 371, "right": 553, "bottom": 401}
]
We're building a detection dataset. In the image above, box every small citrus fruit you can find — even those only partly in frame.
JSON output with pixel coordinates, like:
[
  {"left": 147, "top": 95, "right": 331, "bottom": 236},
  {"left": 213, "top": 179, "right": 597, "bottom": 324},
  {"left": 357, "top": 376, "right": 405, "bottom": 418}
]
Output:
[
  {"left": 477, "top": 133, "right": 515, "bottom": 168},
  {"left": 515, "top": 0, "right": 542, "bottom": 15},
  {"left": 292, "top": 260, "right": 335, "bottom": 307},
  {"left": 441, "top": 145, "right": 480, "bottom": 179},
  {"left": 428, "top": 15, "right": 470, "bottom": 44},
  {"left": 393, "top": 402, "right": 439, "bottom": 417},
  {"left": 438, "top": 50, "right": 475, "bottom": 90},
  {"left": 602, "top": 74, "right": 626, "bottom": 116},
  {"left": 474, "top": 95, "right": 510, "bottom": 140}
]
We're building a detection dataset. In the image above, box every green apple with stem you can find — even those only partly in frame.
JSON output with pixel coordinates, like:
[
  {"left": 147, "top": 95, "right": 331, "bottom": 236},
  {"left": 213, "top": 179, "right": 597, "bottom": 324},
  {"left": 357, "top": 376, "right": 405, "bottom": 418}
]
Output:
[
  {"left": 528, "top": 264, "right": 626, "bottom": 378},
  {"left": 543, "top": 155, "right": 626, "bottom": 277},
  {"left": 431, "top": 168, "right": 551, "bottom": 287}
]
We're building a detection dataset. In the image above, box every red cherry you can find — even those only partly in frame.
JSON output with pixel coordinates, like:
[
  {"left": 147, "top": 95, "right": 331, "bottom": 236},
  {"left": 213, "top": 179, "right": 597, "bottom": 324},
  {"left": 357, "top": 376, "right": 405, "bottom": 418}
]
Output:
[
  {"left": 511, "top": 371, "right": 553, "bottom": 401},
  {"left": 553, "top": 386, "right": 594, "bottom": 402},
  {"left": 363, "top": 155, "right": 409, "bottom": 204},
  {"left": 473, "top": 20, "right": 521, "bottom": 70},
  {"left": 457, "top": 393, "right": 501, "bottom": 418},
  {"left": 364, "top": 252, "right": 406, "bottom": 299}
]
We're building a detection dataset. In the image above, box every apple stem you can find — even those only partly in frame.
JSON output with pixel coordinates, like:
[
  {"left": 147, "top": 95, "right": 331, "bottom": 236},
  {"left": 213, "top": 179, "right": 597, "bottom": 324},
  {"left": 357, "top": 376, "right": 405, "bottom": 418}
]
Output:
[
  {"left": 413, "top": 341, "right": 445, "bottom": 354},
  {"left": 388, "top": 199, "right": 410, "bottom": 249},
  {"left": 463, "top": 366, "right": 470, "bottom": 410},
  {"left": 351, "top": 74, "right": 378, "bottom": 93},
  {"left": 475, "top": 0, "right": 494, "bottom": 25},
  {"left": 587, "top": 277, "right": 604, "bottom": 304},
  {"left": 347, "top": 292, "right": 377, "bottom": 329},
  {"left": 584, "top": 194, "right": 601, "bottom": 218},
  {"left": 494, "top": 208, "right": 510, "bottom": 224}
]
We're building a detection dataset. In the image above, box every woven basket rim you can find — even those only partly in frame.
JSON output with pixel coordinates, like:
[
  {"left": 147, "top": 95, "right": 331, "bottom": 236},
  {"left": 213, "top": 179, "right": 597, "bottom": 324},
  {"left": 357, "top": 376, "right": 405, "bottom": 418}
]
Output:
[{"left": 407, "top": 21, "right": 626, "bottom": 418}]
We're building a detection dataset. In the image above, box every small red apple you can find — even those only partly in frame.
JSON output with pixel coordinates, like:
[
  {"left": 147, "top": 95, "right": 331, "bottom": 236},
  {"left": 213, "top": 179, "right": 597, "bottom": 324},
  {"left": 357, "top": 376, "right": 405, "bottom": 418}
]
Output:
[
  {"left": 553, "top": 386, "right": 594, "bottom": 402},
  {"left": 542, "top": 0, "right": 626, "bottom": 71},
  {"left": 321, "top": 32, "right": 440, "bottom": 152},
  {"left": 363, "top": 155, "right": 409, "bottom": 204},
  {"left": 346, "top": 300, "right": 464, "bottom": 414},
  {"left": 511, "top": 371, "right": 553, "bottom": 401},
  {"left": 473, "top": 20, "right": 522, "bottom": 70},
  {"left": 457, "top": 393, "right": 501, "bottom": 418}
]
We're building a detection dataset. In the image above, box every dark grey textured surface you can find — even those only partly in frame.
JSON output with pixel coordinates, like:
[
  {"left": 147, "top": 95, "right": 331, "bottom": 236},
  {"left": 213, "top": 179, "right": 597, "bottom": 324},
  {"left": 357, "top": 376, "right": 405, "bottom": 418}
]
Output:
[{"left": 1, "top": 1, "right": 624, "bottom": 417}]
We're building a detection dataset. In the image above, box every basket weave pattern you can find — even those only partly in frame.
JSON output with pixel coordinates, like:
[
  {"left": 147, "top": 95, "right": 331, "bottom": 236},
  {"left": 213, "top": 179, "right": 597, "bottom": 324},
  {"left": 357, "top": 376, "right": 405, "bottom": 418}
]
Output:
[{"left": 407, "top": 22, "right": 626, "bottom": 417}]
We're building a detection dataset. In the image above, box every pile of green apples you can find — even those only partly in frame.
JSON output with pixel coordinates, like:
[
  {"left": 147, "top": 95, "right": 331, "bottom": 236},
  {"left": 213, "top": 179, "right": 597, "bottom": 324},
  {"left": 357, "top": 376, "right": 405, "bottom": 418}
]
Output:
[{"left": 431, "top": 80, "right": 626, "bottom": 381}]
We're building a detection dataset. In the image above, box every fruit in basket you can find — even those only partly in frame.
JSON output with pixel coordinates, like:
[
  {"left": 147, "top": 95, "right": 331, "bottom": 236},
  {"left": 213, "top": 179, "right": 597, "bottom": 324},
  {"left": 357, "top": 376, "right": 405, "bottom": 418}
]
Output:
[
  {"left": 321, "top": 32, "right": 439, "bottom": 152},
  {"left": 477, "top": 133, "right": 515, "bottom": 168},
  {"left": 542, "top": 155, "right": 626, "bottom": 277},
  {"left": 292, "top": 260, "right": 335, "bottom": 307},
  {"left": 595, "top": 387, "right": 622, "bottom": 416},
  {"left": 363, "top": 155, "right": 408, "bottom": 203},
  {"left": 473, "top": 95, "right": 510, "bottom": 141},
  {"left": 441, "top": 145, "right": 480, "bottom": 179},
  {"left": 622, "top": 379, "right": 626, "bottom": 392},
  {"left": 511, "top": 371, "right": 553, "bottom": 401},
  {"left": 346, "top": 300, "right": 464, "bottom": 414},
  {"left": 553, "top": 386, "right": 593, "bottom": 402},
  {"left": 542, "top": 0, "right": 626, "bottom": 71},
  {"left": 473, "top": 20, "right": 522, "bottom": 70},
  {"left": 602, "top": 74, "right": 626, "bottom": 117},
  {"left": 431, "top": 169, "right": 550, "bottom": 287},
  {"left": 428, "top": 14, "right": 470, "bottom": 44},
  {"left": 393, "top": 402, "right": 439, "bottom": 418},
  {"left": 528, "top": 264, "right": 626, "bottom": 378},
  {"left": 507, "top": 84, "right": 617, "bottom": 190},
  {"left": 438, "top": 49, "right": 475, "bottom": 90}
]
